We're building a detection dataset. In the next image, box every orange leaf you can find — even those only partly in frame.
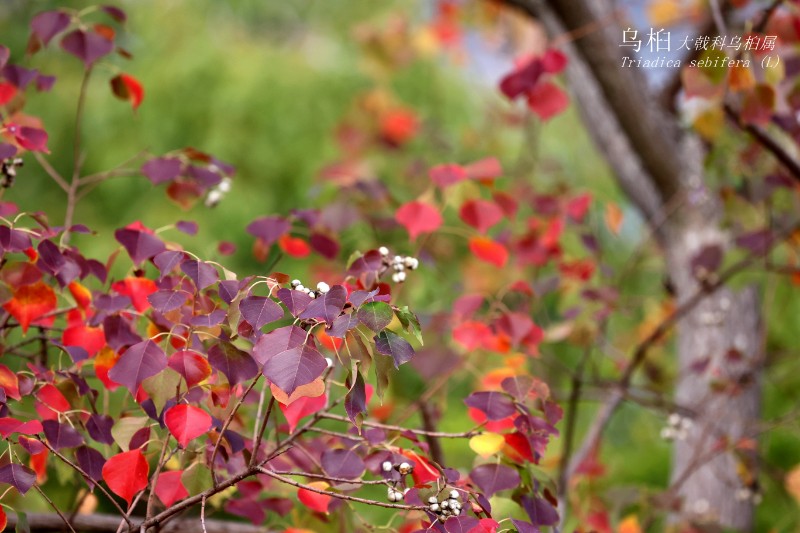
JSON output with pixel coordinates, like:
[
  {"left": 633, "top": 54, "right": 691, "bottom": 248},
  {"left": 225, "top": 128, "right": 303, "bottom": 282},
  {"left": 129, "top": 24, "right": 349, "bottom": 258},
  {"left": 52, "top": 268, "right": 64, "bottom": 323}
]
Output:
[
  {"left": 3, "top": 281, "right": 57, "bottom": 333},
  {"left": 95, "top": 346, "right": 121, "bottom": 391},
  {"left": 604, "top": 203, "right": 624, "bottom": 235},
  {"left": 469, "top": 236, "right": 508, "bottom": 267},
  {"left": 68, "top": 281, "right": 93, "bottom": 310},
  {"left": 112, "top": 277, "right": 157, "bottom": 312},
  {"left": 786, "top": 464, "right": 800, "bottom": 504},
  {"left": 619, "top": 515, "right": 642, "bottom": 533},
  {"left": 0, "top": 364, "right": 21, "bottom": 400},
  {"left": 297, "top": 481, "right": 332, "bottom": 514}
]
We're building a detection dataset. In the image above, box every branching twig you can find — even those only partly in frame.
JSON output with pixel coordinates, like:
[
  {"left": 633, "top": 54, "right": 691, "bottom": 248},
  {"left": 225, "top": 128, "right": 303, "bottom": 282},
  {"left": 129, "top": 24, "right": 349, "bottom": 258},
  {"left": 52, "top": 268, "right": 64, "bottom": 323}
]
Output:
[{"left": 318, "top": 412, "right": 483, "bottom": 438}]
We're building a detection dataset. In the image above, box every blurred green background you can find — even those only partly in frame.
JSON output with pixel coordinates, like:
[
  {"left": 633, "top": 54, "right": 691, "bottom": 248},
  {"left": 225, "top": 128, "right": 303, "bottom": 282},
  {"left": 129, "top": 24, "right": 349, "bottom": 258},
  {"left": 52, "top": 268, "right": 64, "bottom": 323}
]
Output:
[{"left": 2, "top": 1, "right": 800, "bottom": 531}]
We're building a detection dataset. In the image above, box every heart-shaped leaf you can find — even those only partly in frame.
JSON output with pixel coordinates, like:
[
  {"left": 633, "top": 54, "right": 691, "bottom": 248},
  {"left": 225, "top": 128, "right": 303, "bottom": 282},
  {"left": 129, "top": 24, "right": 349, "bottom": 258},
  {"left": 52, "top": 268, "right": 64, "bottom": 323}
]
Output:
[
  {"left": 102, "top": 449, "right": 149, "bottom": 504},
  {"left": 108, "top": 339, "right": 168, "bottom": 394},
  {"left": 165, "top": 404, "right": 212, "bottom": 448}
]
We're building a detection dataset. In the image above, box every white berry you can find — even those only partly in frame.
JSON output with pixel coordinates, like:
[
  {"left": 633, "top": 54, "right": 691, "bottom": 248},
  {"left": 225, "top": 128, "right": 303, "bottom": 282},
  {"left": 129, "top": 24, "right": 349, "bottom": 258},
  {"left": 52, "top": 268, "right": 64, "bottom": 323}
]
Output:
[
  {"left": 379, "top": 246, "right": 389, "bottom": 256},
  {"left": 295, "top": 284, "right": 305, "bottom": 292},
  {"left": 430, "top": 503, "right": 440, "bottom": 512},
  {"left": 317, "top": 281, "right": 330, "bottom": 293},
  {"left": 381, "top": 461, "right": 393, "bottom": 472},
  {"left": 449, "top": 490, "right": 459, "bottom": 500},
  {"left": 291, "top": 279, "right": 301, "bottom": 287},
  {"left": 441, "top": 500, "right": 449, "bottom": 509}
]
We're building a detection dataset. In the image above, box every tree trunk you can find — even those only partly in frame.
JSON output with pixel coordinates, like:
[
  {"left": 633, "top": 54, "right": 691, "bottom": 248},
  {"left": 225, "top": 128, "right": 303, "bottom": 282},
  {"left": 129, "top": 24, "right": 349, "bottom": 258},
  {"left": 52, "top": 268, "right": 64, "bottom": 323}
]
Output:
[{"left": 666, "top": 218, "right": 762, "bottom": 531}]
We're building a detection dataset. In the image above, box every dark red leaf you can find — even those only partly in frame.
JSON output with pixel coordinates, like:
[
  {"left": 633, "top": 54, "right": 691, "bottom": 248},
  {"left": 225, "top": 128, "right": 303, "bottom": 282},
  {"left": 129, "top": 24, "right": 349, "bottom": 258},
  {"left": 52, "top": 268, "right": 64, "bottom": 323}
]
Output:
[
  {"left": 459, "top": 199, "right": 504, "bottom": 234},
  {"left": 208, "top": 342, "right": 258, "bottom": 386},
  {"left": 76, "top": 445, "right": 106, "bottom": 483},
  {"left": 110, "top": 73, "right": 144, "bottom": 110},
  {"left": 0, "top": 463, "right": 36, "bottom": 494}
]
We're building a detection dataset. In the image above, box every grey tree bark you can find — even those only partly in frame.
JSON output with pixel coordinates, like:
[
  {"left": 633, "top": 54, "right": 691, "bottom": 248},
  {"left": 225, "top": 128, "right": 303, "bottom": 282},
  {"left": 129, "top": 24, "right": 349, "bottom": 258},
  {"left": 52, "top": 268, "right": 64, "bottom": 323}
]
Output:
[{"left": 501, "top": 0, "right": 763, "bottom": 529}]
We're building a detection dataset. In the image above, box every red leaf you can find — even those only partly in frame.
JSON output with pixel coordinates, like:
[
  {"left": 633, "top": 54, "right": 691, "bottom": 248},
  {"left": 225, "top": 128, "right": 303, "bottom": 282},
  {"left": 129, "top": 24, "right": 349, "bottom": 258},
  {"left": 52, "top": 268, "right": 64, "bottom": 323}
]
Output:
[
  {"left": 102, "top": 449, "right": 149, "bottom": 504},
  {"left": 459, "top": 199, "right": 504, "bottom": 234},
  {"left": 297, "top": 481, "right": 332, "bottom": 514},
  {"left": 463, "top": 157, "right": 503, "bottom": 181},
  {"left": 453, "top": 321, "right": 495, "bottom": 351},
  {"left": 0, "top": 504, "right": 6, "bottom": 531},
  {"left": 395, "top": 201, "right": 442, "bottom": 240},
  {"left": 164, "top": 404, "right": 212, "bottom": 448},
  {"left": 110, "top": 73, "right": 144, "bottom": 110},
  {"left": 62, "top": 325, "right": 106, "bottom": 358},
  {"left": 429, "top": 163, "right": 467, "bottom": 188},
  {"left": 6, "top": 124, "right": 49, "bottom": 153},
  {"left": 526, "top": 81, "right": 569, "bottom": 121},
  {"left": 379, "top": 108, "right": 418, "bottom": 146},
  {"left": 155, "top": 470, "right": 188, "bottom": 507},
  {"left": 542, "top": 48, "right": 568, "bottom": 74},
  {"left": 279, "top": 393, "right": 327, "bottom": 433},
  {"left": 0, "top": 82, "right": 16, "bottom": 106},
  {"left": 469, "top": 237, "right": 508, "bottom": 267},
  {"left": 278, "top": 234, "right": 311, "bottom": 258},
  {"left": 168, "top": 350, "right": 212, "bottom": 388},
  {"left": 400, "top": 449, "right": 440, "bottom": 484},
  {"left": 112, "top": 277, "right": 157, "bottom": 312},
  {"left": 565, "top": 193, "right": 592, "bottom": 223},
  {"left": 36, "top": 383, "right": 70, "bottom": 413},
  {"left": 0, "top": 365, "right": 21, "bottom": 401},
  {"left": 3, "top": 281, "right": 57, "bottom": 333}
]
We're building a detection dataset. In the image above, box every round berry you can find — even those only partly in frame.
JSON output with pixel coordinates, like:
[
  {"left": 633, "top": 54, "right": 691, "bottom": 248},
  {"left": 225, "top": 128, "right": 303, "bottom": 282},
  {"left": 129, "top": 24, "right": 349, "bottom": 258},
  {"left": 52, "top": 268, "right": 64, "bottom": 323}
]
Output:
[
  {"left": 398, "top": 462, "right": 412, "bottom": 475},
  {"left": 441, "top": 500, "right": 449, "bottom": 509},
  {"left": 396, "top": 271, "right": 406, "bottom": 282},
  {"left": 317, "top": 281, "right": 330, "bottom": 293},
  {"left": 291, "top": 279, "right": 301, "bottom": 288},
  {"left": 430, "top": 503, "right": 440, "bottom": 512},
  {"left": 449, "top": 490, "right": 459, "bottom": 500},
  {"left": 381, "top": 461, "right": 393, "bottom": 472},
  {"left": 295, "top": 284, "right": 305, "bottom": 292},
  {"left": 379, "top": 246, "right": 389, "bottom": 256}
]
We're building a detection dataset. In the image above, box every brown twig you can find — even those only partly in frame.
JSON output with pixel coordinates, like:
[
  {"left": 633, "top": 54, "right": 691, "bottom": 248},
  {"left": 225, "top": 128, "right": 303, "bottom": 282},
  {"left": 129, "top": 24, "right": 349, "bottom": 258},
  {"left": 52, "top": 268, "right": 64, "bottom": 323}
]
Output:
[
  {"left": 210, "top": 376, "right": 261, "bottom": 485},
  {"left": 318, "top": 412, "right": 483, "bottom": 438}
]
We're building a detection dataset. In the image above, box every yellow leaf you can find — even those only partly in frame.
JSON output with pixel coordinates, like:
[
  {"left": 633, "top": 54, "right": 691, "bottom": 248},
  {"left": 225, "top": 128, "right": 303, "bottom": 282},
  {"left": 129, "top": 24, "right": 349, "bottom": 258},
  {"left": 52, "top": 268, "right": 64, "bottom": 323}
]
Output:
[
  {"left": 605, "top": 203, "right": 624, "bottom": 235},
  {"left": 786, "top": 464, "right": 800, "bottom": 504},
  {"left": 270, "top": 378, "right": 326, "bottom": 405},
  {"left": 728, "top": 65, "right": 755, "bottom": 93},
  {"left": 619, "top": 515, "right": 642, "bottom": 533},
  {"left": 647, "top": 0, "right": 681, "bottom": 26},
  {"left": 469, "top": 433, "right": 505, "bottom": 458},
  {"left": 693, "top": 106, "right": 725, "bottom": 141}
]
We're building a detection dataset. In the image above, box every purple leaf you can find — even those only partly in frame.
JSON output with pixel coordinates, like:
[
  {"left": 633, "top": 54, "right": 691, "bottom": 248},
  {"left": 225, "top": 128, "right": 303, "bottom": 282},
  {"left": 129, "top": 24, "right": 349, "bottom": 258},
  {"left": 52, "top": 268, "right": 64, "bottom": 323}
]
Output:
[
  {"left": 345, "top": 371, "right": 367, "bottom": 426},
  {"left": 2, "top": 65, "right": 39, "bottom": 89},
  {"left": 0, "top": 225, "right": 31, "bottom": 252},
  {"left": 262, "top": 343, "right": 327, "bottom": 396},
  {"left": 115, "top": 228, "right": 166, "bottom": 266},
  {"left": 374, "top": 330, "right": 414, "bottom": 368},
  {"left": 246, "top": 216, "right": 290, "bottom": 246},
  {"left": 501, "top": 375, "right": 535, "bottom": 401},
  {"left": 348, "top": 288, "right": 379, "bottom": 308},
  {"left": 101, "top": 5, "right": 127, "bottom": 22},
  {"left": 147, "top": 289, "right": 190, "bottom": 313},
  {"left": 511, "top": 519, "right": 540, "bottom": 533},
  {"left": 276, "top": 288, "right": 312, "bottom": 316},
  {"left": 470, "top": 464, "right": 520, "bottom": 498},
  {"left": 87, "top": 414, "right": 114, "bottom": 445},
  {"left": 239, "top": 296, "right": 283, "bottom": 330},
  {"left": 141, "top": 157, "right": 182, "bottom": 185},
  {"left": 521, "top": 495, "right": 559, "bottom": 527},
  {"left": 309, "top": 232, "right": 339, "bottom": 259},
  {"left": 59, "top": 345, "right": 88, "bottom": 363},
  {"left": 208, "top": 342, "right": 258, "bottom": 386},
  {"left": 0, "top": 463, "right": 36, "bottom": 495},
  {"left": 35, "top": 73, "right": 56, "bottom": 92},
  {"left": 252, "top": 325, "right": 307, "bottom": 367},
  {"left": 76, "top": 445, "right": 106, "bottom": 483},
  {"left": 129, "top": 426, "right": 150, "bottom": 450},
  {"left": 180, "top": 260, "right": 218, "bottom": 290},
  {"left": 218, "top": 280, "right": 242, "bottom": 305},
  {"left": 176, "top": 220, "right": 198, "bottom": 235},
  {"left": 690, "top": 244, "right": 723, "bottom": 280},
  {"left": 443, "top": 517, "right": 481, "bottom": 533},
  {"left": 43, "top": 420, "right": 84, "bottom": 450},
  {"left": 154, "top": 250, "right": 186, "bottom": 277},
  {"left": 464, "top": 391, "right": 516, "bottom": 420},
  {"left": 225, "top": 499, "right": 264, "bottom": 525},
  {"left": 735, "top": 229, "right": 773, "bottom": 255},
  {"left": 108, "top": 339, "right": 167, "bottom": 393},
  {"left": 0, "top": 143, "right": 17, "bottom": 159},
  {"left": 31, "top": 10, "right": 71, "bottom": 46},
  {"left": 327, "top": 314, "right": 358, "bottom": 338},
  {"left": 18, "top": 436, "right": 45, "bottom": 455},
  {"left": 189, "top": 309, "right": 226, "bottom": 327},
  {"left": 60, "top": 29, "right": 114, "bottom": 69},
  {"left": 322, "top": 448, "right": 366, "bottom": 480},
  {"left": 103, "top": 314, "right": 142, "bottom": 350},
  {"left": 299, "top": 285, "right": 347, "bottom": 324}
]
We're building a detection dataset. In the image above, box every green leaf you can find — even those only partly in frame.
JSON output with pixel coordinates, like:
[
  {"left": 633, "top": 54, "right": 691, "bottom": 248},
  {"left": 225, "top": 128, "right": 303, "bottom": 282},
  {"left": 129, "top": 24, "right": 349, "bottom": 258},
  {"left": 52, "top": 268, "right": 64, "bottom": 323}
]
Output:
[
  {"left": 357, "top": 301, "right": 394, "bottom": 332},
  {"left": 396, "top": 306, "right": 423, "bottom": 345},
  {"left": 111, "top": 417, "right": 149, "bottom": 452},
  {"left": 181, "top": 463, "right": 213, "bottom": 496},
  {"left": 345, "top": 331, "right": 372, "bottom": 374},
  {"left": 142, "top": 367, "right": 182, "bottom": 413}
]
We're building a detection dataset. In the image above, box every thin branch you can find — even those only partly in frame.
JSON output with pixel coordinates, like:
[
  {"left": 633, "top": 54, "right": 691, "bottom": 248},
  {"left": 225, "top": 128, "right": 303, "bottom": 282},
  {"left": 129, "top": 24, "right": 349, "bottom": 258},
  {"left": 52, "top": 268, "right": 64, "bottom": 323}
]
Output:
[
  {"left": 724, "top": 103, "right": 800, "bottom": 182},
  {"left": 6, "top": 512, "right": 272, "bottom": 533},
  {"left": 32, "top": 152, "right": 69, "bottom": 191},
  {"left": 257, "top": 468, "right": 427, "bottom": 511},
  {"left": 31, "top": 482, "right": 78, "bottom": 533},
  {"left": 318, "top": 412, "right": 483, "bottom": 438},
  {"left": 211, "top": 376, "right": 260, "bottom": 485},
  {"left": 267, "top": 470, "right": 391, "bottom": 486},
  {"left": 249, "top": 395, "right": 275, "bottom": 468}
]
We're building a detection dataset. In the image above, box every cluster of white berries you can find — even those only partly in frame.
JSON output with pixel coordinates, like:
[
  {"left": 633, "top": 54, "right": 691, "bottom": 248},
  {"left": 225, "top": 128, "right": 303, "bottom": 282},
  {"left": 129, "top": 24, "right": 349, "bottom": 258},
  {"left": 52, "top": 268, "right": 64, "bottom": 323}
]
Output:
[
  {"left": 204, "top": 176, "right": 232, "bottom": 207},
  {"left": 378, "top": 246, "right": 419, "bottom": 284},
  {"left": 381, "top": 460, "right": 414, "bottom": 502},
  {"left": 427, "top": 490, "right": 463, "bottom": 522},
  {"left": 660, "top": 413, "right": 693, "bottom": 441},
  {"left": 290, "top": 279, "right": 330, "bottom": 299}
]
